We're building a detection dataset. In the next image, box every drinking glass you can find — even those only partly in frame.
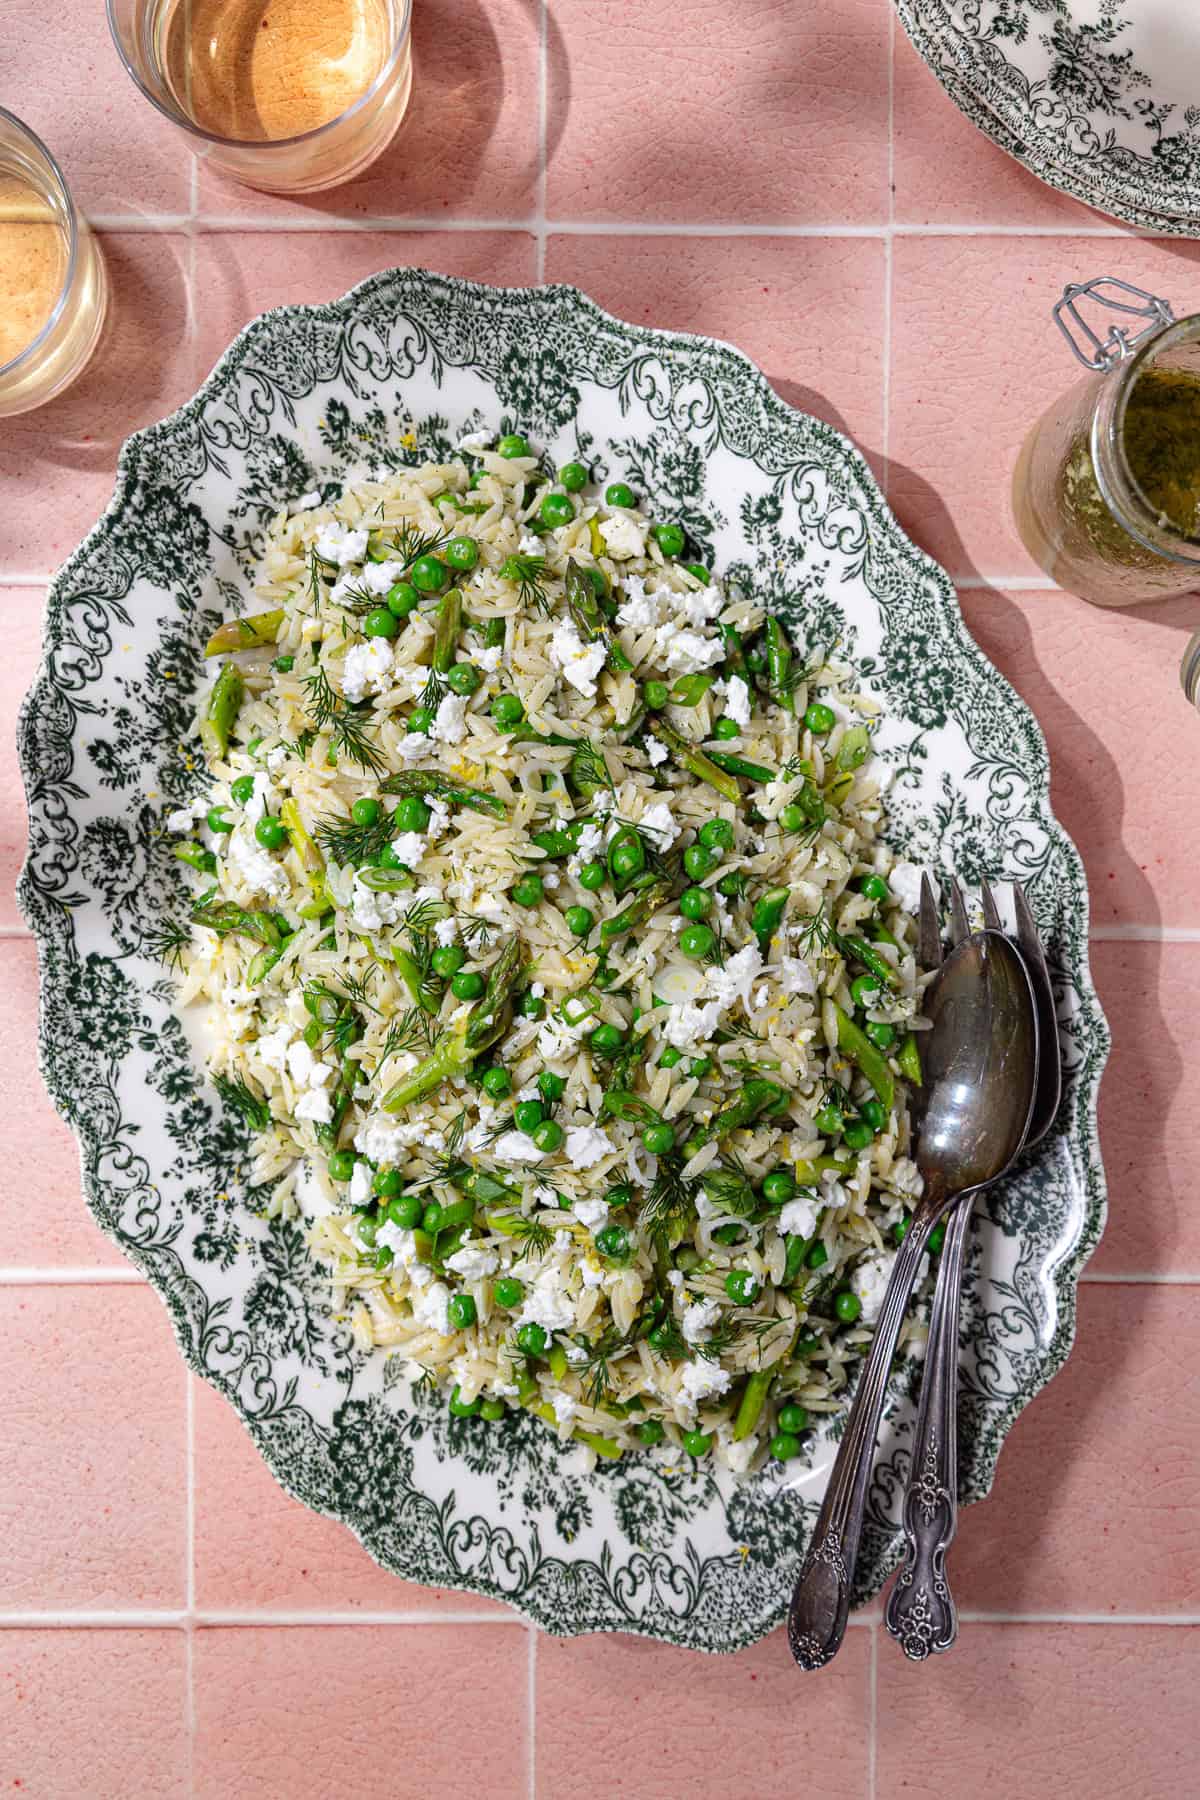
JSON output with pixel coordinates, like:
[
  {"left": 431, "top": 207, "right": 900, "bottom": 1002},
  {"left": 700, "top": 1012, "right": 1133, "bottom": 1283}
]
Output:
[
  {"left": 0, "top": 108, "right": 107, "bottom": 417},
  {"left": 106, "top": 0, "right": 413, "bottom": 195}
]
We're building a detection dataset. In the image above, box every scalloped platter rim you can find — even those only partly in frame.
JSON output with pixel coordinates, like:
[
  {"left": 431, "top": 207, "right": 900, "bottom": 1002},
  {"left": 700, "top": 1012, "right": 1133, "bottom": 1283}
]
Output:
[{"left": 16, "top": 270, "right": 1109, "bottom": 1651}]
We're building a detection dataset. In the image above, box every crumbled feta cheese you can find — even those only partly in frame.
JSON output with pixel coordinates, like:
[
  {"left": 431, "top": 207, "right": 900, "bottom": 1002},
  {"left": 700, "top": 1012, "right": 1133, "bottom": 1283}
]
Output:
[
  {"left": 387, "top": 831, "right": 426, "bottom": 870},
  {"left": 266, "top": 746, "right": 289, "bottom": 775},
  {"left": 491, "top": 1130, "right": 544, "bottom": 1163},
  {"left": 396, "top": 730, "right": 433, "bottom": 764},
  {"left": 679, "top": 1360, "right": 732, "bottom": 1407},
  {"left": 551, "top": 1391, "right": 578, "bottom": 1432},
  {"left": 575, "top": 824, "right": 604, "bottom": 860},
  {"left": 639, "top": 800, "right": 679, "bottom": 850},
  {"left": 445, "top": 1241, "right": 500, "bottom": 1282},
  {"left": 357, "top": 559, "right": 407, "bottom": 596},
  {"left": 166, "top": 796, "right": 208, "bottom": 834},
  {"left": 705, "top": 943, "right": 763, "bottom": 1012},
  {"left": 725, "top": 674, "right": 751, "bottom": 727},
  {"left": 354, "top": 1114, "right": 408, "bottom": 1163},
  {"left": 520, "top": 1270, "right": 576, "bottom": 1333},
  {"left": 432, "top": 693, "right": 469, "bottom": 744},
  {"left": 600, "top": 513, "right": 647, "bottom": 560},
  {"left": 564, "top": 1342, "right": 590, "bottom": 1366},
  {"left": 518, "top": 532, "right": 543, "bottom": 555},
  {"left": 722, "top": 1431, "right": 759, "bottom": 1474},
  {"left": 341, "top": 638, "right": 395, "bottom": 703},
  {"left": 253, "top": 1024, "right": 292, "bottom": 1072},
  {"left": 565, "top": 1126, "right": 614, "bottom": 1171},
  {"left": 349, "top": 1160, "right": 373, "bottom": 1208},
  {"left": 573, "top": 1194, "right": 610, "bottom": 1229},
  {"left": 315, "top": 522, "right": 369, "bottom": 566},
  {"left": 661, "top": 998, "right": 724, "bottom": 1051},
  {"left": 425, "top": 799, "right": 450, "bottom": 842},
  {"left": 644, "top": 735, "right": 670, "bottom": 768},
  {"left": 753, "top": 982, "right": 771, "bottom": 1010},
  {"left": 778, "top": 1194, "right": 820, "bottom": 1238},
  {"left": 240, "top": 770, "right": 273, "bottom": 827},
  {"left": 350, "top": 875, "right": 405, "bottom": 931},
  {"left": 580, "top": 1262, "right": 604, "bottom": 1290},
  {"left": 433, "top": 916, "right": 459, "bottom": 947},
  {"left": 615, "top": 576, "right": 661, "bottom": 630},
  {"left": 778, "top": 956, "right": 816, "bottom": 996},
  {"left": 549, "top": 620, "right": 608, "bottom": 698},
  {"left": 458, "top": 429, "right": 492, "bottom": 453},
  {"left": 682, "top": 1298, "right": 721, "bottom": 1344},
  {"left": 888, "top": 861, "right": 923, "bottom": 914},
  {"left": 658, "top": 628, "right": 725, "bottom": 675},
  {"left": 851, "top": 1252, "right": 893, "bottom": 1325},
  {"left": 475, "top": 644, "right": 504, "bottom": 673},
  {"left": 411, "top": 1281, "right": 453, "bottom": 1336},
  {"left": 225, "top": 826, "right": 290, "bottom": 901},
  {"left": 291, "top": 489, "right": 321, "bottom": 513},
  {"left": 295, "top": 1087, "right": 334, "bottom": 1125}
]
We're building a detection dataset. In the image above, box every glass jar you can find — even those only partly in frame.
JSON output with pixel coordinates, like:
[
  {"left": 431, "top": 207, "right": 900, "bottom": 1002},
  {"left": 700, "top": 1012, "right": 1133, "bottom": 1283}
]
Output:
[{"left": 1013, "top": 278, "right": 1200, "bottom": 607}]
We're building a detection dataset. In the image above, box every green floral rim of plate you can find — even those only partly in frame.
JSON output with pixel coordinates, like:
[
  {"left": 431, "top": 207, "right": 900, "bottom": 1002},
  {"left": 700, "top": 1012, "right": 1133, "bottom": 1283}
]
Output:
[{"left": 16, "top": 270, "right": 1109, "bottom": 1650}]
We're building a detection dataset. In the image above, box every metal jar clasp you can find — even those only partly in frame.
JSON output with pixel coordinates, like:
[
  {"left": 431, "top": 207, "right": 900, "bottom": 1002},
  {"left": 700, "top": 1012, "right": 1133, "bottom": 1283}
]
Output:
[{"left": 1054, "top": 277, "right": 1175, "bottom": 372}]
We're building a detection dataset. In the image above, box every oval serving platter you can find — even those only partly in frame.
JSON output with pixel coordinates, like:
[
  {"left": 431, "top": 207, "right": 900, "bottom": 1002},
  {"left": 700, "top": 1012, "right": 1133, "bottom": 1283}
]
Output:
[
  {"left": 896, "top": 0, "right": 1200, "bottom": 236},
  {"left": 17, "top": 272, "right": 1108, "bottom": 1651}
]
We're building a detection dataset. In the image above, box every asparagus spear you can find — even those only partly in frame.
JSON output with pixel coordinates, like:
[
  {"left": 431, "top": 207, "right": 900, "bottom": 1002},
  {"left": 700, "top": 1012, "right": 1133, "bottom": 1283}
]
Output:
[
  {"left": 897, "top": 1032, "right": 923, "bottom": 1086},
  {"left": 681, "top": 1078, "right": 787, "bottom": 1159},
  {"left": 765, "top": 617, "right": 793, "bottom": 712},
  {"left": 839, "top": 933, "right": 901, "bottom": 991},
  {"left": 382, "top": 938, "right": 522, "bottom": 1111},
  {"left": 204, "top": 611, "right": 284, "bottom": 656},
  {"left": 837, "top": 724, "right": 871, "bottom": 771},
  {"left": 432, "top": 589, "right": 463, "bottom": 673},
  {"left": 704, "top": 748, "right": 775, "bottom": 783},
  {"left": 831, "top": 1001, "right": 895, "bottom": 1111},
  {"left": 199, "top": 664, "right": 244, "bottom": 761},
  {"left": 190, "top": 894, "right": 281, "bottom": 947},
  {"left": 380, "top": 769, "right": 507, "bottom": 818},
  {"left": 174, "top": 841, "right": 216, "bottom": 875},
  {"left": 565, "top": 558, "right": 632, "bottom": 672},
  {"left": 751, "top": 886, "right": 790, "bottom": 954},
  {"left": 598, "top": 876, "right": 674, "bottom": 947},
  {"left": 652, "top": 720, "right": 740, "bottom": 803}
]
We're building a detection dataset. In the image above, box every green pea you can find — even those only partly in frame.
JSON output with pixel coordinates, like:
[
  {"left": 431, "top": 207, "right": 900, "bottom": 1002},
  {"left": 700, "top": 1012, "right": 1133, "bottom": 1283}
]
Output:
[
  {"left": 804, "top": 701, "right": 836, "bottom": 736},
  {"left": 565, "top": 904, "right": 594, "bottom": 937},
  {"left": 206, "top": 805, "right": 233, "bottom": 834},
  {"left": 928, "top": 1221, "right": 946, "bottom": 1256},
  {"left": 577, "top": 859, "right": 606, "bottom": 891},
  {"left": 604, "top": 1184, "right": 633, "bottom": 1208},
  {"left": 605, "top": 481, "right": 636, "bottom": 508},
  {"left": 685, "top": 563, "right": 709, "bottom": 583},
  {"left": 254, "top": 816, "right": 287, "bottom": 851},
  {"left": 363, "top": 606, "right": 398, "bottom": 639},
  {"left": 513, "top": 1099, "right": 544, "bottom": 1134},
  {"left": 642, "top": 1123, "right": 675, "bottom": 1155},
  {"left": 679, "top": 922, "right": 715, "bottom": 960},
  {"left": 860, "top": 1099, "right": 886, "bottom": 1130},
  {"left": 815, "top": 1103, "right": 844, "bottom": 1136},
  {"left": 762, "top": 1168, "right": 795, "bottom": 1204},
  {"left": 494, "top": 1276, "right": 524, "bottom": 1308},
  {"left": 449, "top": 1384, "right": 480, "bottom": 1417},
  {"left": 647, "top": 1321, "right": 675, "bottom": 1353},
  {"left": 448, "top": 1293, "right": 477, "bottom": 1329},
  {"left": 387, "top": 580, "right": 420, "bottom": 617},
  {"left": 717, "top": 871, "right": 746, "bottom": 898},
  {"left": 498, "top": 433, "right": 530, "bottom": 458},
  {"left": 850, "top": 973, "right": 881, "bottom": 1008},
  {"left": 407, "top": 706, "right": 433, "bottom": 734},
  {"left": 683, "top": 844, "right": 718, "bottom": 880},
  {"left": 777, "top": 1402, "right": 809, "bottom": 1434},
  {"left": 422, "top": 1202, "right": 444, "bottom": 1233},
  {"left": 378, "top": 840, "right": 407, "bottom": 869},
  {"left": 272, "top": 654, "right": 295, "bottom": 673},
  {"left": 394, "top": 795, "right": 430, "bottom": 832},
  {"left": 520, "top": 991, "right": 546, "bottom": 1019},
  {"left": 745, "top": 646, "right": 767, "bottom": 675},
  {"left": 683, "top": 1429, "right": 712, "bottom": 1458},
  {"left": 431, "top": 944, "right": 465, "bottom": 978},
  {"left": 516, "top": 1321, "right": 547, "bottom": 1355},
  {"left": 801, "top": 1240, "right": 829, "bottom": 1274},
  {"left": 559, "top": 460, "right": 589, "bottom": 491},
  {"left": 590, "top": 1023, "right": 624, "bottom": 1057},
  {"left": 725, "top": 1269, "right": 759, "bottom": 1304},
  {"left": 834, "top": 1289, "right": 861, "bottom": 1324},
  {"left": 540, "top": 492, "right": 576, "bottom": 529},
  {"left": 246, "top": 736, "right": 264, "bottom": 756},
  {"left": 712, "top": 717, "right": 740, "bottom": 740},
  {"left": 636, "top": 1418, "right": 665, "bottom": 1446},
  {"left": 652, "top": 521, "right": 685, "bottom": 557},
  {"left": 373, "top": 1167, "right": 403, "bottom": 1198},
  {"left": 770, "top": 1431, "right": 801, "bottom": 1461},
  {"left": 532, "top": 1118, "right": 564, "bottom": 1152},
  {"left": 410, "top": 555, "right": 447, "bottom": 593},
  {"left": 659, "top": 1046, "right": 683, "bottom": 1068},
  {"left": 698, "top": 818, "right": 735, "bottom": 851},
  {"left": 893, "top": 1216, "right": 911, "bottom": 1245},
  {"left": 480, "top": 1398, "right": 506, "bottom": 1422},
  {"left": 451, "top": 970, "right": 485, "bottom": 1000},
  {"left": 859, "top": 873, "right": 890, "bottom": 902},
  {"left": 388, "top": 1194, "right": 423, "bottom": 1229},
  {"left": 492, "top": 692, "right": 525, "bottom": 728},
  {"left": 643, "top": 679, "right": 670, "bottom": 710},
  {"left": 231, "top": 775, "right": 255, "bottom": 806},
  {"left": 350, "top": 796, "right": 380, "bottom": 828},
  {"left": 779, "top": 802, "right": 807, "bottom": 833},
  {"left": 512, "top": 873, "right": 544, "bottom": 908},
  {"left": 537, "top": 1071, "right": 566, "bottom": 1105},
  {"left": 609, "top": 839, "right": 644, "bottom": 881},
  {"left": 481, "top": 1065, "right": 512, "bottom": 1099},
  {"left": 447, "top": 663, "right": 482, "bottom": 696},
  {"left": 865, "top": 1020, "right": 896, "bottom": 1050},
  {"left": 679, "top": 886, "right": 713, "bottom": 920},
  {"left": 328, "top": 1150, "right": 356, "bottom": 1182},
  {"left": 444, "top": 534, "right": 479, "bottom": 570},
  {"left": 843, "top": 1119, "right": 874, "bottom": 1151}
]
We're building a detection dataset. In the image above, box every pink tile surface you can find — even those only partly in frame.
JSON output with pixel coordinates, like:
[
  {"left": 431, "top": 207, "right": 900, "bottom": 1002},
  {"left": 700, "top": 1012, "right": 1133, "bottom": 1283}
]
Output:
[
  {"left": 194, "top": 1624, "right": 529, "bottom": 1798},
  {"left": 193, "top": 1376, "right": 503, "bottom": 1613},
  {"left": 546, "top": 0, "right": 890, "bottom": 224},
  {"left": 195, "top": 0, "right": 541, "bottom": 223},
  {"left": 536, "top": 1627, "right": 871, "bottom": 1799},
  {"left": 889, "top": 235, "right": 1200, "bottom": 581},
  {"left": 0, "top": 1286, "right": 186, "bottom": 1609},
  {"left": 877, "top": 1623, "right": 1197, "bottom": 1799},
  {"left": 0, "top": 1630, "right": 187, "bottom": 1800},
  {"left": 0, "top": 589, "right": 45, "bottom": 928},
  {"left": 958, "top": 586, "right": 1198, "bottom": 928},
  {"left": 945, "top": 1284, "right": 1200, "bottom": 1615},
  {"left": 545, "top": 234, "right": 887, "bottom": 467},
  {"left": 0, "top": 940, "right": 122, "bottom": 1267}
]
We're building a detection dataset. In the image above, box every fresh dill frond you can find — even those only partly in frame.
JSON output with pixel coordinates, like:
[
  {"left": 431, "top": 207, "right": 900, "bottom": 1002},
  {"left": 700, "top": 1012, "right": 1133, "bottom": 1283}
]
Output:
[
  {"left": 303, "top": 664, "right": 340, "bottom": 732},
  {"left": 327, "top": 582, "right": 379, "bottom": 617},
  {"left": 390, "top": 521, "right": 446, "bottom": 567},
  {"left": 505, "top": 1215, "right": 554, "bottom": 1263},
  {"left": 308, "top": 546, "right": 327, "bottom": 608},
  {"left": 419, "top": 668, "right": 449, "bottom": 713},
  {"left": 503, "top": 553, "right": 550, "bottom": 614},
  {"left": 212, "top": 1071, "right": 272, "bottom": 1132},
  {"left": 442, "top": 1111, "right": 467, "bottom": 1161},
  {"left": 379, "top": 1007, "right": 442, "bottom": 1062},
  {"left": 458, "top": 912, "right": 496, "bottom": 948},
  {"left": 148, "top": 916, "right": 190, "bottom": 972},
  {"left": 790, "top": 906, "right": 836, "bottom": 959},
  {"left": 315, "top": 807, "right": 396, "bottom": 868},
  {"left": 574, "top": 1321, "right": 639, "bottom": 1408},
  {"left": 637, "top": 1158, "right": 697, "bottom": 1242},
  {"left": 332, "top": 706, "right": 389, "bottom": 777},
  {"left": 404, "top": 896, "right": 454, "bottom": 939}
]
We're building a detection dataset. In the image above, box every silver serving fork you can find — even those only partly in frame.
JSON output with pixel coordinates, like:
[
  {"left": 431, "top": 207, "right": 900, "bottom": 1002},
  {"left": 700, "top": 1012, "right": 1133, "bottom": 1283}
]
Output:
[{"left": 883, "top": 876, "right": 1061, "bottom": 1660}]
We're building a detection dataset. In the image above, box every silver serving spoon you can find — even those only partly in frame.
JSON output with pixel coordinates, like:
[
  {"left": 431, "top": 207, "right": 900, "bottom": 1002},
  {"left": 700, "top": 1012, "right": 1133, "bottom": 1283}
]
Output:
[{"left": 787, "top": 929, "right": 1038, "bottom": 1671}]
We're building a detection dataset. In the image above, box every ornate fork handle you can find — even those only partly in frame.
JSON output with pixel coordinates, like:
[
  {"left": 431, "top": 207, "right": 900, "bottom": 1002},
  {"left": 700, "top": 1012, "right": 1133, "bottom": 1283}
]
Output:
[
  {"left": 788, "top": 1209, "right": 945, "bottom": 1669},
  {"left": 884, "top": 1194, "right": 973, "bottom": 1659}
]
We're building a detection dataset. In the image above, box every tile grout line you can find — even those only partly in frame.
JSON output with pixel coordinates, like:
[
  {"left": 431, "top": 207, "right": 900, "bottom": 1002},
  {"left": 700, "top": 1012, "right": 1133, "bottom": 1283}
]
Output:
[
  {"left": 185, "top": 1372, "right": 196, "bottom": 1798},
  {"left": 86, "top": 213, "right": 1153, "bottom": 239},
  {"left": 2, "top": 1607, "right": 1197, "bottom": 1629},
  {"left": 881, "top": 0, "right": 895, "bottom": 503},
  {"left": 527, "top": 1626, "right": 537, "bottom": 1800},
  {"left": 535, "top": 0, "right": 548, "bottom": 284}
]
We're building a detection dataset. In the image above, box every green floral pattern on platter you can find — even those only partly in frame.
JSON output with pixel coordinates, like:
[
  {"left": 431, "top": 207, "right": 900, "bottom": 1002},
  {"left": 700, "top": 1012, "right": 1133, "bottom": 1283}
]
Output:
[
  {"left": 16, "top": 272, "right": 1109, "bottom": 1651},
  {"left": 896, "top": 0, "right": 1200, "bottom": 235}
]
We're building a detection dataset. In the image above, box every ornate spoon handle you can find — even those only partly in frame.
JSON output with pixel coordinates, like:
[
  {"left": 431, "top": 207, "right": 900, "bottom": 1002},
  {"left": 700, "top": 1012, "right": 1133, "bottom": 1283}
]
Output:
[
  {"left": 788, "top": 1210, "right": 944, "bottom": 1669},
  {"left": 884, "top": 1194, "right": 972, "bottom": 1659}
]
